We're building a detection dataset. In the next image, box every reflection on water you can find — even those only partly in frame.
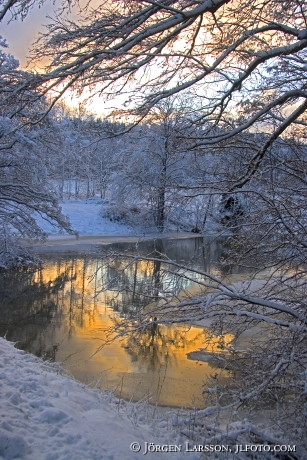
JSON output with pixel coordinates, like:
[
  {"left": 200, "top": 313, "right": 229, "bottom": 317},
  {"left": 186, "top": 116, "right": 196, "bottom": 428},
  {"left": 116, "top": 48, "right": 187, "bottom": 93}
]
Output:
[{"left": 0, "top": 237, "right": 239, "bottom": 408}]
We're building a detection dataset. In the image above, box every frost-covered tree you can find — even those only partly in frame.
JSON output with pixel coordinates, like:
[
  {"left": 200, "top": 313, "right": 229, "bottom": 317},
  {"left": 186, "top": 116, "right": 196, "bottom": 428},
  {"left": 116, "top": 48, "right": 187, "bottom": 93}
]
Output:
[
  {"left": 51, "top": 114, "right": 125, "bottom": 199},
  {"left": 29, "top": 1, "right": 307, "bottom": 151},
  {"left": 141, "top": 103, "right": 194, "bottom": 231},
  {"left": 105, "top": 102, "right": 199, "bottom": 231},
  {"left": 0, "top": 0, "right": 41, "bottom": 20},
  {"left": 0, "top": 39, "right": 73, "bottom": 268}
]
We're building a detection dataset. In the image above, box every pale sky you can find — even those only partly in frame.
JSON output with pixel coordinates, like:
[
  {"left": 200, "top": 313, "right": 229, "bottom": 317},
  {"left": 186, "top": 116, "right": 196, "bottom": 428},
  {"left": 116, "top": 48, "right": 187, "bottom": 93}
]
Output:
[{"left": 1, "top": 3, "right": 60, "bottom": 67}]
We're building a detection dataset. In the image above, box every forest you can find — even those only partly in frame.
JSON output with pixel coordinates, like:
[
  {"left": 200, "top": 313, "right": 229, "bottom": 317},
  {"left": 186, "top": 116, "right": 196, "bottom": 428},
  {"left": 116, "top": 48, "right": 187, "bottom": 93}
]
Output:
[{"left": 1, "top": 0, "right": 307, "bottom": 457}]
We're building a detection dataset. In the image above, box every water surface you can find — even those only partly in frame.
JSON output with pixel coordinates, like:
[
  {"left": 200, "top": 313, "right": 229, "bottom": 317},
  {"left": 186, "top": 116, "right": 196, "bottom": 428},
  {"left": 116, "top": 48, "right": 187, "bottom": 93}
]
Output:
[{"left": 0, "top": 237, "right": 243, "bottom": 408}]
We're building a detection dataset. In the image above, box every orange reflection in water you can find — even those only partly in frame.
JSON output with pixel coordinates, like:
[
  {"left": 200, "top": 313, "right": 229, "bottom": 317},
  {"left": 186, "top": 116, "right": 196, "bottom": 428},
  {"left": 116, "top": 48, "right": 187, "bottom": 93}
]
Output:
[{"left": 35, "top": 256, "right": 233, "bottom": 408}]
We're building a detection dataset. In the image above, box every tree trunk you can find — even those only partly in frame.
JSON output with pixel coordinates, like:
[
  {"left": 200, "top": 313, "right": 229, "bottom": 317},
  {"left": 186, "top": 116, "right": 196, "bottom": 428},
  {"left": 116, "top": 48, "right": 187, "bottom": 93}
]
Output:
[{"left": 156, "top": 186, "right": 165, "bottom": 232}]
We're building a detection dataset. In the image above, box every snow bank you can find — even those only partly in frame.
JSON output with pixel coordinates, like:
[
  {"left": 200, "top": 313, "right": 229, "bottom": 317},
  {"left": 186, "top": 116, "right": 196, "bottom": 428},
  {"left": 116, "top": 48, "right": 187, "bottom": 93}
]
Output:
[
  {"left": 0, "top": 338, "right": 189, "bottom": 460},
  {"left": 37, "top": 199, "right": 133, "bottom": 236}
]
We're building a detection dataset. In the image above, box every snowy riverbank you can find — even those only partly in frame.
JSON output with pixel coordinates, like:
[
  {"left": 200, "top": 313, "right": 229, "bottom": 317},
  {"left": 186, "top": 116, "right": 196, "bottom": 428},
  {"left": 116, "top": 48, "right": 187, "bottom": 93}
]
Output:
[
  {"left": 37, "top": 199, "right": 134, "bottom": 237},
  {"left": 28, "top": 198, "right": 202, "bottom": 252},
  {"left": 0, "top": 338, "right": 198, "bottom": 460}
]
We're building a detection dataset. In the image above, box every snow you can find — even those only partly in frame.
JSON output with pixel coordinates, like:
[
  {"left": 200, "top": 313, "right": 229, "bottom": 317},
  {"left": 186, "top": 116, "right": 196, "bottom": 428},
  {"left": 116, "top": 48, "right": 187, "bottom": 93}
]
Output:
[
  {"left": 0, "top": 338, "right": 194, "bottom": 460},
  {"left": 30, "top": 198, "right": 197, "bottom": 251},
  {"left": 37, "top": 199, "right": 134, "bottom": 237}
]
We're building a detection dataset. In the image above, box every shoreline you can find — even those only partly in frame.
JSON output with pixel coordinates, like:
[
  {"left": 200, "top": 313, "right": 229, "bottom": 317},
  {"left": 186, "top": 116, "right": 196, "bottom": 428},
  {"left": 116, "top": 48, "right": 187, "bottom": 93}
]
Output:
[{"left": 21, "top": 231, "right": 205, "bottom": 253}]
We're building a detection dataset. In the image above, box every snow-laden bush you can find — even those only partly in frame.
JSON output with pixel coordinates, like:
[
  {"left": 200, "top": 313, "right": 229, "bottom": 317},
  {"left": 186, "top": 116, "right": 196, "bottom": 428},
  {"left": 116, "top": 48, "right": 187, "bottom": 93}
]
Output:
[{"left": 101, "top": 203, "right": 156, "bottom": 230}]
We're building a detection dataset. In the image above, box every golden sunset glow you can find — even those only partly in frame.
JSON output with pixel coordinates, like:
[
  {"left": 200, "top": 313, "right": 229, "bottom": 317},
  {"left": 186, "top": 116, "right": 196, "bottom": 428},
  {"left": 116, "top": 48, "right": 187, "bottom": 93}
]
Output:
[{"left": 32, "top": 256, "right": 234, "bottom": 408}]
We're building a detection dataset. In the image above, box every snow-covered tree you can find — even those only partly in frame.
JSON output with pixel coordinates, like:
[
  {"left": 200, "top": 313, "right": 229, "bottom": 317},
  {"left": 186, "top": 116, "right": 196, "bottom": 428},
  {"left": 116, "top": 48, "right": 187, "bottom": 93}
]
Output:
[
  {"left": 0, "top": 39, "right": 73, "bottom": 268},
  {"left": 105, "top": 102, "right": 197, "bottom": 231},
  {"left": 28, "top": 1, "right": 307, "bottom": 154}
]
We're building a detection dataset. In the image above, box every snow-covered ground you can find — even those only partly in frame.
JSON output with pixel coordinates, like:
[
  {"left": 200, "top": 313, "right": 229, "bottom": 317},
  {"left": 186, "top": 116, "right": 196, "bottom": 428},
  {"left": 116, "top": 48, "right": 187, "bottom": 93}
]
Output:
[
  {"left": 39, "top": 199, "right": 134, "bottom": 237},
  {"left": 30, "top": 199, "right": 196, "bottom": 251},
  {"left": 0, "top": 338, "right": 200, "bottom": 460}
]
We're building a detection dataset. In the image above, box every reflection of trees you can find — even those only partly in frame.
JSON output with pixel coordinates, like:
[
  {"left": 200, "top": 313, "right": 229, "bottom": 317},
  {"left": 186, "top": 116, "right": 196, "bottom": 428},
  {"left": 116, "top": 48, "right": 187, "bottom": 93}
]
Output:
[
  {"left": 0, "top": 267, "right": 67, "bottom": 358},
  {"left": 97, "top": 237, "right": 248, "bottom": 323},
  {"left": 123, "top": 321, "right": 167, "bottom": 372},
  {"left": 0, "top": 257, "right": 99, "bottom": 358},
  {"left": 0, "top": 238, "right": 232, "bottom": 370},
  {"left": 122, "top": 321, "right": 203, "bottom": 372},
  {"left": 99, "top": 245, "right": 195, "bottom": 319}
]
